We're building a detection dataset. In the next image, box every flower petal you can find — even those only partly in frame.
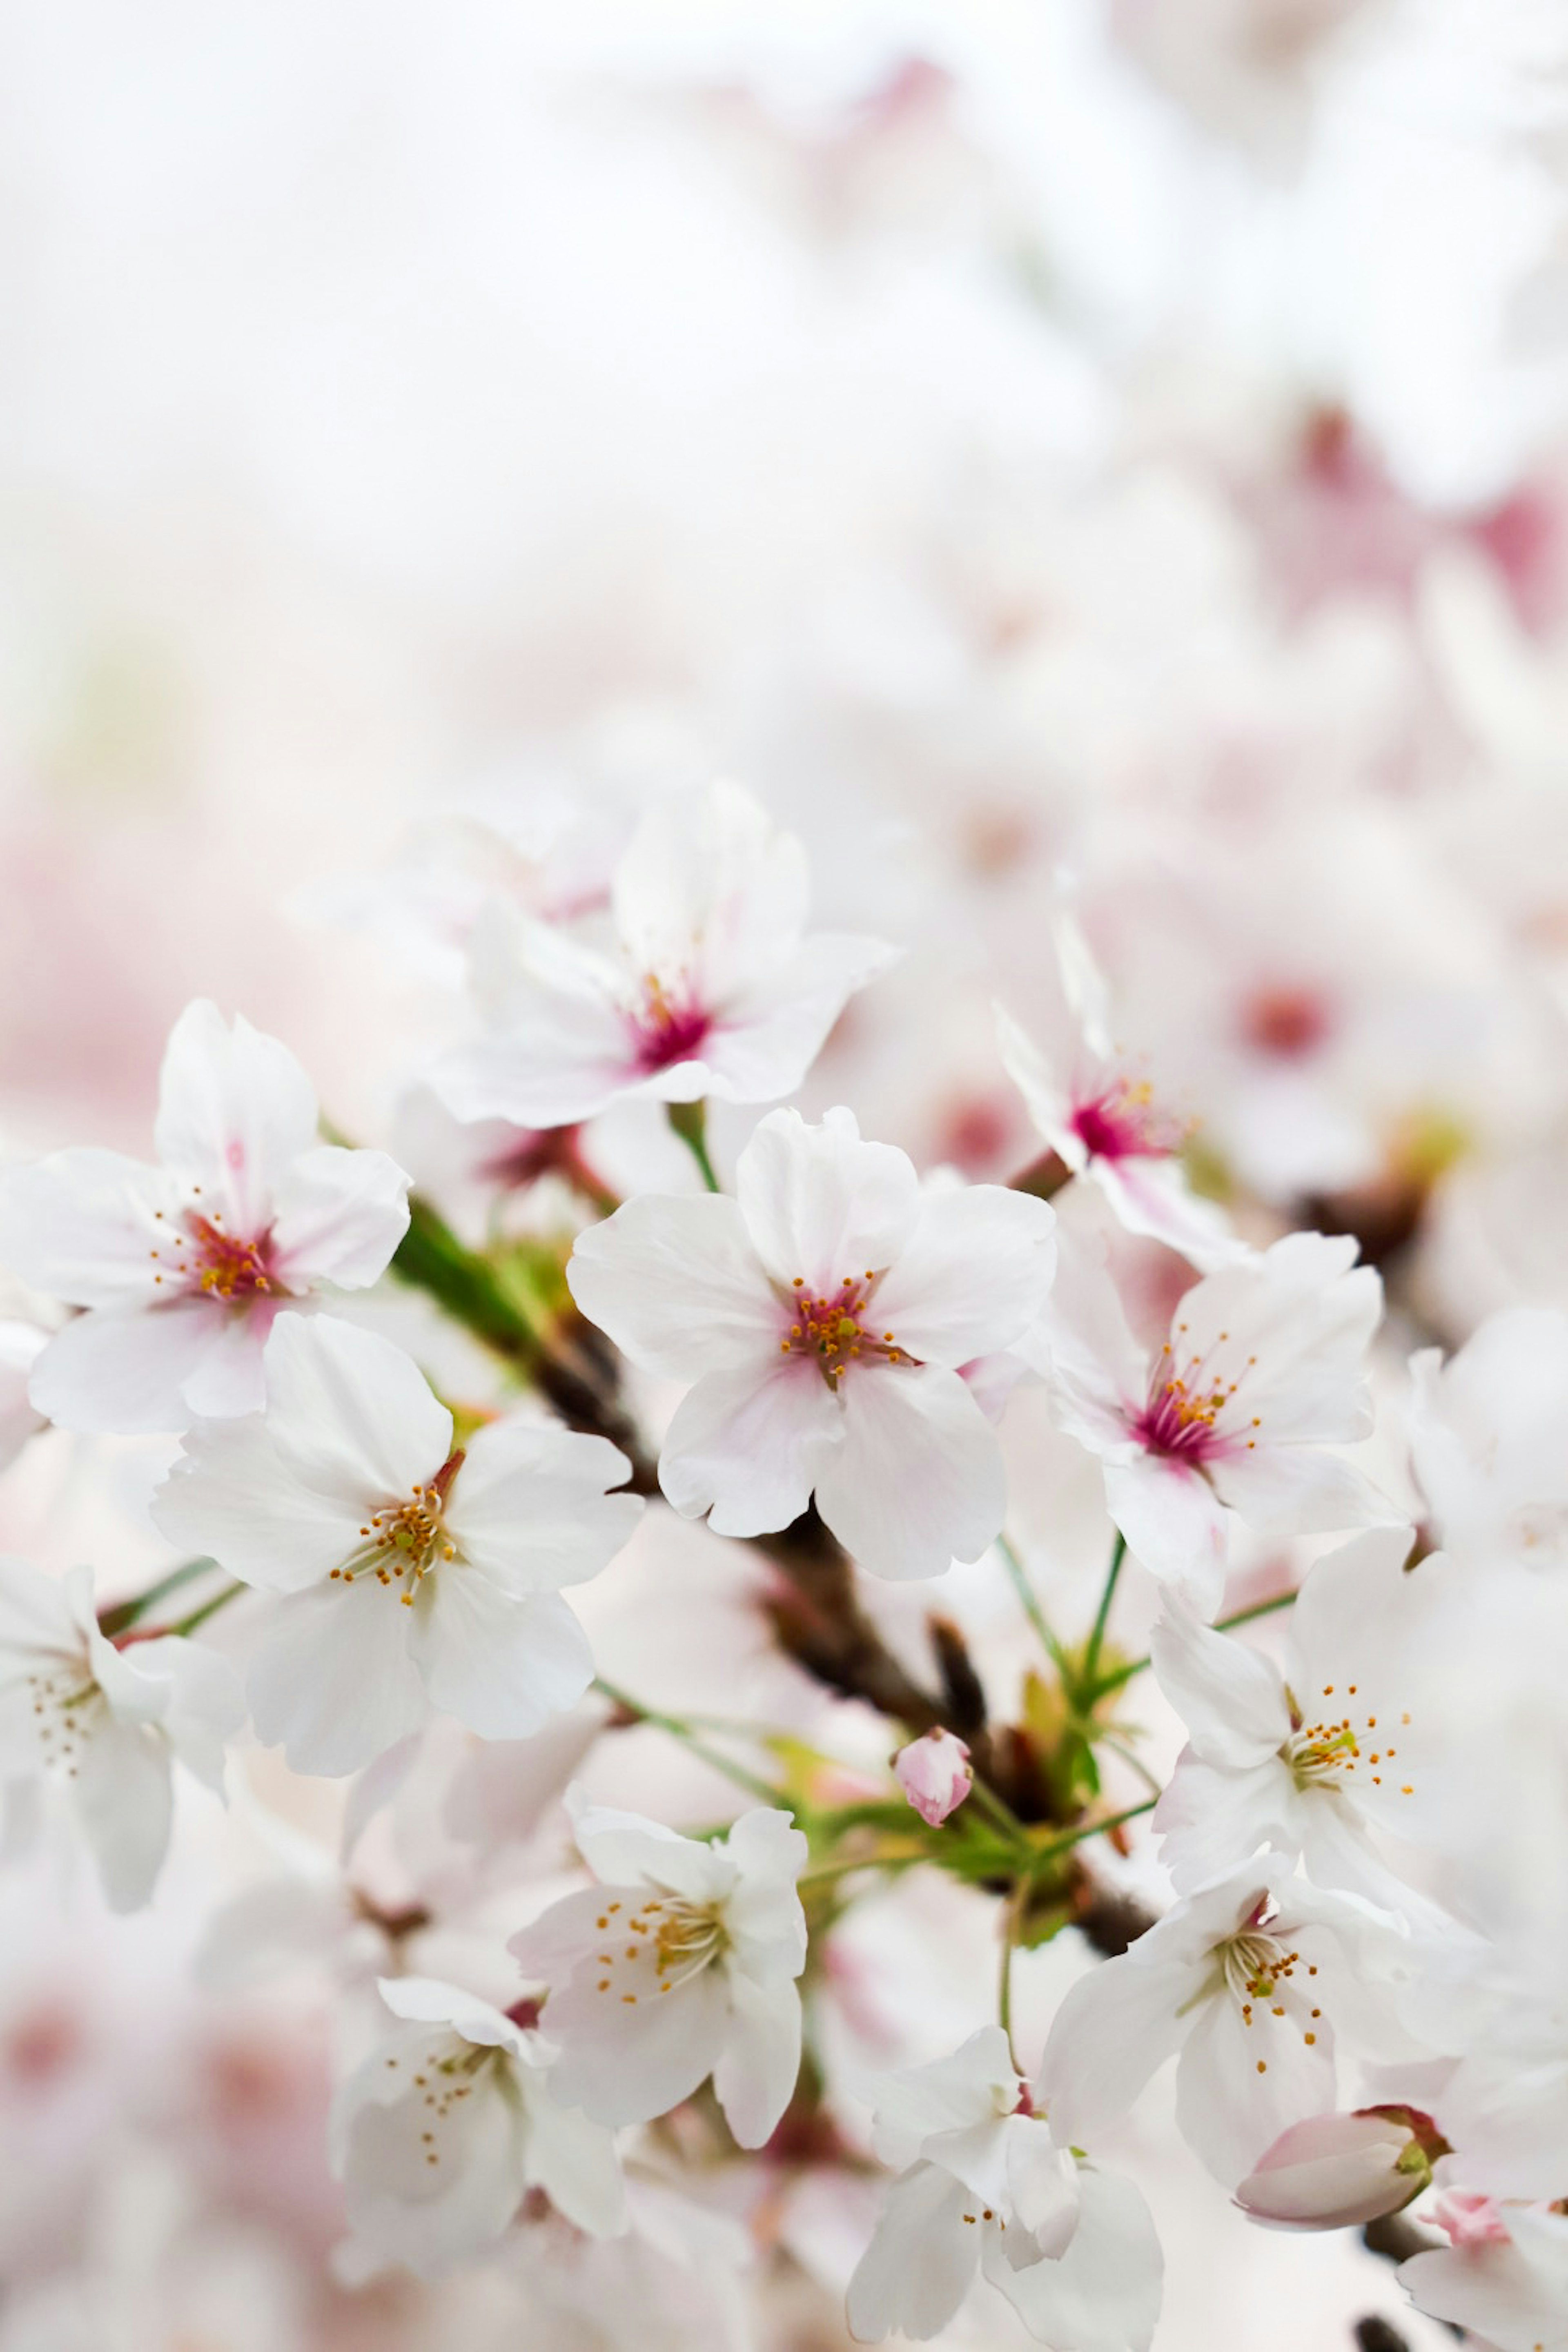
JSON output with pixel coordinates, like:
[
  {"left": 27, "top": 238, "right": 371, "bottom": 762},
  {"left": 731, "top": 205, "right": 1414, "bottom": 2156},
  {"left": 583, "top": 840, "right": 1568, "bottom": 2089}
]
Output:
[
  {"left": 846, "top": 2162, "right": 981, "bottom": 2344},
  {"left": 869, "top": 1186, "right": 1057, "bottom": 1368},
  {"left": 445, "top": 1418, "right": 640, "bottom": 1593},
  {"left": 567, "top": 1194, "right": 780, "bottom": 1381},
  {"left": 247, "top": 1583, "right": 428, "bottom": 1776},
  {"left": 1148, "top": 1604, "right": 1290, "bottom": 1767},
  {"left": 736, "top": 1108, "right": 920, "bottom": 1291},
  {"left": 659, "top": 1357, "right": 842, "bottom": 1539},
  {"left": 0, "top": 1147, "right": 167, "bottom": 1309},
  {"left": 814, "top": 1363, "right": 1005, "bottom": 1581},
  {"left": 406, "top": 1577, "right": 593, "bottom": 1741},
  {"left": 1102, "top": 1454, "right": 1230, "bottom": 1616},
  {"left": 268, "top": 1145, "right": 410, "bottom": 1290},
  {"left": 260, "top": 1314, "right": 452, "bottom": 1508},
  {"left": 711, "top": 1967, "right": 802, "bottom": 2148},
  {"left": 29, "top": 1298, "right": 242, "bottom": 1434},
  {"left": 154, "top": 1001, "right": 319, "bottom": 1232}
]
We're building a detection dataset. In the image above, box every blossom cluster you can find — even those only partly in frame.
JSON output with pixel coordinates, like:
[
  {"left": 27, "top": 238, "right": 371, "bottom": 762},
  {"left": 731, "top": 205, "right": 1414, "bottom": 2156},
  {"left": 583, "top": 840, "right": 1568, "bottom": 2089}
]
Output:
[{"left": 0, "top": 750, "right": 1563, "bottom": 2352}]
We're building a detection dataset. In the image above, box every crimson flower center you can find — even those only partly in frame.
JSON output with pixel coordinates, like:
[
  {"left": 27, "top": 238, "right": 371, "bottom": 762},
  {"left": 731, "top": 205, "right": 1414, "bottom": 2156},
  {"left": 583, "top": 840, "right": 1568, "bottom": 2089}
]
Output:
[
  {"left": 1131, "top": 1323, "right": 1259, "bottom": 1463},
  {"left": 1071, "top": 1075, "right": 1182, "bottom": 1163},
  {"left": 150, "top": 1207, "right": 276, "bottom": 1303},
  {"left": 631, "top": 973, "right": 711, "bottom": 1072}
]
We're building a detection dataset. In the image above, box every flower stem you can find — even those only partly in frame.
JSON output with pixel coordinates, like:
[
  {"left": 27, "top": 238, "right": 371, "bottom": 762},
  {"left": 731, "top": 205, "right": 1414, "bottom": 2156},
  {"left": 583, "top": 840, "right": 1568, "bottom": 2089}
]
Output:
[
  {"left": 149, "top": 1580, "right": 247, "bottom": 1641},
  {"left": 965, "top": 1768, "right": 1031, "bottom": 1852},
  {"left": 1079, "top": 1530, "right": 1126, "bottom": 1700},
  {"left": 995, "top": 1532, "right": 1074, "bottom": 1682},
  {"left": 594, "top": 1676, "right": 780, "bottom": 1804},
  {"left": 666, "top": 1100, "right": 721, "bottom": 1192},
  {"left": 1090, "top": 1589, "right": 1297, "bottom": 1699},
  {"left": 998, "top": 1877, "right": 1025, "bottom": 2059},
  {"left": 97, "top": 1557, "right": 220, "bottom": 1639},
  {"left": 1023, "top": 1796, "right": 1155, "bottom": 1879}
]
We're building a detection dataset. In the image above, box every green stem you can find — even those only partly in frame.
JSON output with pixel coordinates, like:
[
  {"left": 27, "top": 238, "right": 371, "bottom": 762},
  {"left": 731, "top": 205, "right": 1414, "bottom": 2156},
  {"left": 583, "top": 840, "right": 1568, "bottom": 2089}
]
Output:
[
  {"left": 392, "top": 1193, "right": 546, "bottom": 1370},
  {"left": 1079, "top": 1531, "right": 1126, "bottom": 1700},
  {"left": 595, "top": 1677, "right": 780, "bottom": 1804},
  {"left": 1091, "top": 1589, "right": 1297, "bottom": 1699},
  {"left": 98, "top": 1557, "right": 219, "bottom": 1639},
  {"left": 965, "top": 1768, "right": 1031, "bottom": 1852},
  {"left": 995, "top": 1532, "right": 1074, "bottom": 1682},
  {"left": 666, "top": 1101, "right": 721, "bottom": 1192},
  {"left": 159, "top": 1581, "right": 247, "bottom": 1640},
  {"left": 998, "top": 1877, "right": 1024, "bottom": 2057},
  {"left": 1024, "top": 1797, "right": 1155, "bottom": 1878},
  {"left": 797, "top": 1852, "right": 922, "bottom": 1890}
]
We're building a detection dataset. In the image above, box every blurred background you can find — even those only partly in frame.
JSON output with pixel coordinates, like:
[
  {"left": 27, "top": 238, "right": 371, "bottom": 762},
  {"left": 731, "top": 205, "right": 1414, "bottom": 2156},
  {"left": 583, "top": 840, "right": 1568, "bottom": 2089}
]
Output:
[{"left": 3, "top": 2, "right": 1568, "bottom": 2346}]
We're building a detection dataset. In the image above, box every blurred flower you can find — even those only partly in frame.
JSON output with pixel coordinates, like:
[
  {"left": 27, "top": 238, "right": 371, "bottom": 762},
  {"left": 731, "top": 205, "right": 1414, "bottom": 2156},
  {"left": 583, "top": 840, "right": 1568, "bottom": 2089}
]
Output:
[
  {"left": 892, "top": 1728, "right": 973, "bottom": 1828},
  {"left": 1408, "top": 1306, "right": 1568, "bottom": 1572}
]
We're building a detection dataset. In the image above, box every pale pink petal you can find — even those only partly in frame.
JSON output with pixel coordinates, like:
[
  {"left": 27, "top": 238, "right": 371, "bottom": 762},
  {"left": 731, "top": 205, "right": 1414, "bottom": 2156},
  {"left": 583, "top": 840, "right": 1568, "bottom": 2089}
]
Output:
[
  {"left": 29, "top": 1298, "right": 239, "bottom": 1434},
  {"left": 986, "top": 2163, "right": 1163, "bottom": 2352},
  {"left": 72, "top": 1719, "right": 174, "bottom": 1912},
  {"left": 268, "top": 1145, "right": 410, "bottom": 1290},
  {"left": 613, "top": 780, "right": 808, "bottom": 994},
  {"left": 846, "top": 2162, "right": 981, "bottom": 2343},
  {"left": 544, "top": 1965, "right": 730, "bottom": 2127},
  {"left": 701, "top": 934, "right": 898, "bottom": 1104},
  {"left": 659, "top": 1356, "right": 843, "bottom": 1539},
  {"left": 815, "top": 1363, "right": 1005, "bottom": 1581},
  {"left": 869, "top": 1186, "right": 1056, "bottom": 1366},
  {"left": 566, "top": 1194, "right": 781, "bottom": 1381},
  {"left": 261, "top": 1314, "right": 452, "bottom": 1508},
  {"left": 1175, "top": 1984, "right": 1336, "bottom": 2189},
  {"left": 1038, "top": 1954, "right": 1194, "bottom": 2153},
  {"left": 247, "top": 1583, "right": 428, "bottom": 1776},
  {"left": 0, "top": 1147, "right": 168, "bottom": 1308},
  {"left": 1090, "top": 1155, "right": 1246, "bottom": 1274},
  {"left": 1206, "top": 1442, "right": 1397, "bottom": 1542},
  {"left": 445, "top": 1419, "right": 640, "bottom": 1593},
  {"left": 1149, "top": 1605, "right": 1291, "bottom": 1767},
  {"left": 1102, "top": 1454, "right": 1230, "bottom": 1615},
  {"left": 1154, "top": 1750, "right": 1304, "bottom": 1894},
  {"left": 407, "top": 1577, "right": 593, "bottom": 1740},
  {"left": 152, "top": 1415, "right": 356, "bottom": 1593},
  {"left": 154, "top": 1001, "right": 319, "bottom": 1232},
  {"left": 736, "top": 1108, "right": 920, "bottom": 1291},
  {"left": 711, "top": 1968, "right": 802, "bottom": 2147}
]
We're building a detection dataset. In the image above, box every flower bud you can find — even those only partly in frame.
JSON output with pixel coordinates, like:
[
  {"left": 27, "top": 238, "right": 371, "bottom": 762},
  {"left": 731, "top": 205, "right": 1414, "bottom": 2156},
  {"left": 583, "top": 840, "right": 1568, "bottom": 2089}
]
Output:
[
  {"left": 1235, "top": 2107, "right": 1447, "bottom": 2232},
  {"left": 893, "top": 1728, "right": 973, "bottom": 1827}
]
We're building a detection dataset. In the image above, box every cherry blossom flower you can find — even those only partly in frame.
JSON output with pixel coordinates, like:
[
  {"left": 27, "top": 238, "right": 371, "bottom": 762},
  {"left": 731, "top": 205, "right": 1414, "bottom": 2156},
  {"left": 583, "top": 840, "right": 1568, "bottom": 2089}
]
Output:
[
  {"left": 1149, "top": 1527, "right": 1463, "bottom": 1905},
  {"left": 845, "top": 2025, "right": 1162, "bottom": 2348},
  {"left": 0, "top": 1558, "right": 241, "bottom": 1911},
  {"left": 1039, "top": 1861, "right": 1424, "bottom": 2187},
  {"left": 1433, "top": 1973, "right": 1568, "bottom": 2203},
  {"left": 1234, "top": 2107, "right": 1443, "bottom": 2232},
  {"left": 1031, "top": 1230, "right": 1392, "bottom": 1615},
  {"left": 510, "top": 1789, "right": 808, "bottom": 2149},
  {"left": 893, "top": 1728, "right": 973, "bottom": 1827},
  {"left": 996, "top": 904, "right": 1243, "bottom": 1271},
  {"left": 1408, "top": 1307, "right": 1568, "bottom": 1573},
  {"left": 567, "top": 1105, "right": 1056, "bottom": 1579},
  {"left": 430, "top": 780, "right": 897, "bottom": 1128},
  {"left": 151, "top": 1313, "right": 641, "bottom": 1776},
  {"left": 0, "top": 1002, "right": 411, "bottom": 1434},
  {"left": 1400, "top": 2200, "right": 1568, "bottom": 2352},
  {"left": 331, "top": 1974, "right": 624, "bottom": 2280}
]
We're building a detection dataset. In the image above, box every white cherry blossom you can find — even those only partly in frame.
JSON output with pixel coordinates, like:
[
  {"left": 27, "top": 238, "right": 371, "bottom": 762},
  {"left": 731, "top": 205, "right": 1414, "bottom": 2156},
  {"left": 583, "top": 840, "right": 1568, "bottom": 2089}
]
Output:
[
  {"left": 1031, "top": 1229, "right": 1392, "bottom": 1615},
  {"left": 1039, "top": 1861, "right": 1424, "bottom": 2187},
  {"left": 1408, "top": 1307, "right": 1568, "bottom": 1573},
  {"left": 431, "top": 780, "right": 896, "bottom": 1128},
  {"left": 1401, "top": 2199, "right": 1568, "bottom": 2352},
  {"left": 996, "top": 902, "right": 1243, "bottom": 1271},
  {"left": 0, "top": 1002, "right": 411, "bottom": 1434},
  {"left": 331, "top": 1974, "right": 624, "bottom": 2280},
  {"left": 1150, "top": 1527, "right": 1463, "bottom": 1906},
  {"left": 151, "top": 1312, "right": 641, "bottom": 1775},
  {"left": 845, "top": 2025, "right": 1162, "bottom": 2349},
  {"left": 0, "top": 1558, "right": 241, "bottom": 1911},
  {"left": 567, "top": 1105, "right": 1056, "bottom": 1579},
  {"left": 510, "top": 1790, "right": 808, "bottom": 2149}
]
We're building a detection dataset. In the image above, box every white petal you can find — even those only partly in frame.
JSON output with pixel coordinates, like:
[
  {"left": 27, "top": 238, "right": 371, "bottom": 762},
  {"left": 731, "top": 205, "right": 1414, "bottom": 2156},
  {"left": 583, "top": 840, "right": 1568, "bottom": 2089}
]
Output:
[
  {"left": 987, "top": 2163, "right": 1164, "bottom": 2352},
  {"left": 1038, "top": 1953, "right": 1193, "bottom": 2152},
  {"left": 154, "top": 1002, "right": 319, "bottom": 1232},
  {"left": 0, "top": 1147, "right": 167, "bottom": 1308},
  {"left": 268, "top": 1145, "right": 410, "bottom": 1290},
  {"left": 660, "top": 1358, "right": 842, "bottom": 1539},
  {"left": 846, "top": 2163, "right": 981, "bottom": 2343},
  {"left": 1207, "top": 1443, "right": 1399, "bottom": 1542},
  {"left": 700, "top": 933, "right": 899, "bottom": 1104},
  {"left": 1176, "top": 1235, "right": 1382, "bottom": 1446},
  {"left": 712, "top": 1968, "right": 802, "bottom": 2147},
  {"left": 447, "top": 1418, "right": 639, "bottom": 1593},
  {"left": 339, "top": 2060, "right": 523, "bottom": 2277},
  {"left": 520, "top": 2075, "right": 626, "bottom": 2236},
  {"left": 867, "top": 2027, "right": 1019, "bottom": 2168},
  {"left": 1089, "top": 1155, "right": 1246, "bottom": 1275},
  {"left": 0, "top": 1556, "right": 80, "bottom": 1666},
  {"left": 1030, "top": 1241, "right": 1147, "bottom": 1449},
  {"left": 377, "top": 1976, "right": 519, "bottom": 2045},
  {"left": 545, "top": 1965, "right": 730, "bottom": 2127},
  {"left": 260, "top": 1314, "right": 452, "bottom": 1508},
  {"left": 73, "top": 1719, "right": 174, "bottom": 1911},
  {"left": 996, "top": 1004, "right": 1078, "bottom": 1162},
  {"left": 1399, "top": 2234, "right": 1568, "bottom": 2352},
  {"left": 407, "top": 1576, "right": 593, "bottom": 1740},
  {"left": 815, "top": 1363, "right": 1006, "bottom": 1581},
  {"left": 566, "top": 1792, "right": 733, "bottom": 1902},
  {"left": 1102, "top": 1454, "right": 1230, "bottom": 1616},
  {"left": 615, "top": 780, "right": 808, "bottom": 991},
  {"left": 1154, "top": 1751, "right": 1303, "bottom": 1894},
  {"left": 153, "top": 1414, "right": 356, "bottom": 1592},
  {"left": 1174, "top": 1984, "right": 1336, "bottom": 2189},
  {"left": 735, "top": 1108, "right": 920, "bottom": 1291},
  {"left": 566, "top": 1194, "right": 780, "bottom": 1381},
  {"left": 1149, "top": 1605, "right": 1290, "bottom": 1767},
  {"left": 115, "top": 1634, "right": 245, "bottom": 1790},
  {"left": 29, "top": 1299, "right": 240, "bottom": 1435},
  {"left": 247, "top": 1584, "right": 428, "bottom": 1775},
  {"left": 869, "top": 1187, "right": 1057, "bottom": 1368}
]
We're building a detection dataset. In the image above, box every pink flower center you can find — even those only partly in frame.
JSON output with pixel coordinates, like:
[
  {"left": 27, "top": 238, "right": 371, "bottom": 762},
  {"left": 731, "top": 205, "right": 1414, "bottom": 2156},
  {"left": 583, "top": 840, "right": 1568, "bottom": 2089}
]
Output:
[
  {"left": 150, "top": 1206, "right": 276, "bottom": 1303},
  {"left": 1241, "top": 985, "right": 1333, "bottom": 1062},
  {"left": 631, "top": 974, "right": 711, "bottom": 1072},
  {"left": 779, "top": 1272, "right": 905, "bottom": 1386},
  {"left": 1070, "top": 1075, "right": 1182, "bottom": 1163},
  {"left": 1130, "top": 1324, "right": 1259, "bottom": 1464}
]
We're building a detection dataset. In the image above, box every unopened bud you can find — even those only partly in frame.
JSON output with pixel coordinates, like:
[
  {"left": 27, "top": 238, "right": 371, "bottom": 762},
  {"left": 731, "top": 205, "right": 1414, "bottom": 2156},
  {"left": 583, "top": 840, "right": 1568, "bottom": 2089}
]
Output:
[
  {"left": 893, "top": 1728, "right": 973, "bottom": 1827},
  {"left": 1236, "top": 2107, "right": 1448, "bottom": 2232}
]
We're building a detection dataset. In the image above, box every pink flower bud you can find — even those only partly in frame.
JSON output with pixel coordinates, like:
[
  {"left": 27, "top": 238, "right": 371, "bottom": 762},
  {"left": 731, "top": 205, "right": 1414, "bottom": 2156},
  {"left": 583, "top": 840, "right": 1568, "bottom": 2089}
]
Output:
[
  {"left": 1235, "top": 2109, "right": 1442, "bottom": 2232},
  {"left": 893, "top": 1728, "right": 973, "bottom": 1827}
]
